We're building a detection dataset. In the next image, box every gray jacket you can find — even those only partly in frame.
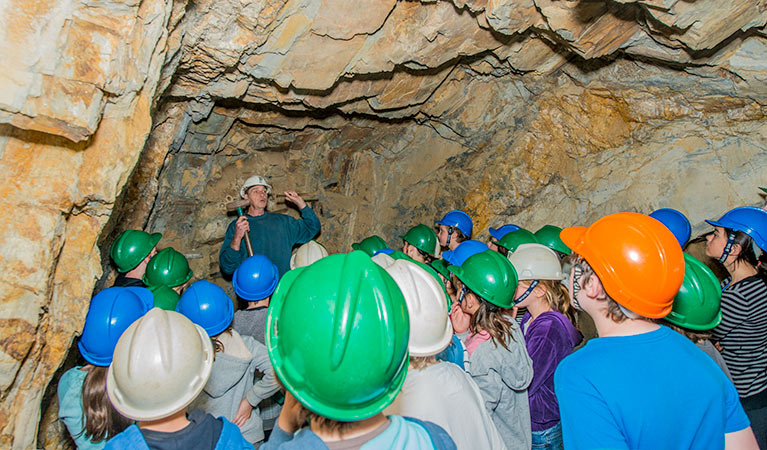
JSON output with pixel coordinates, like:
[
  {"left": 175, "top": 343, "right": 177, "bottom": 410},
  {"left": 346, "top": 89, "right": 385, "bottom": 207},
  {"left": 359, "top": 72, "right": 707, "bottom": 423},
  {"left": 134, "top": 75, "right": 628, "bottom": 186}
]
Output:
[
  {"left": 190, "top": 331, "right": 279, "bottom": 445},
  {"left": 466, "top": 324, "right": 534, "bottom": 450}
]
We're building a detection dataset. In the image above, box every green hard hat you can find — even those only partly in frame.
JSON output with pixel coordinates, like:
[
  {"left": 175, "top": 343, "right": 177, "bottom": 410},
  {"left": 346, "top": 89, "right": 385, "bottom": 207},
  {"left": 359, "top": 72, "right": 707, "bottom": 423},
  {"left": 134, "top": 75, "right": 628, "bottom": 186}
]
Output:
[
  {"left": 351, "top": 235, "right": 389, "bottom": 256},
  {"left": 534, "top": 225, "right": 572, "bottom": 255},
  {"left": 142, "top": 248, "right": 193, "bottom": 288},
  {"left": 665, "top": 253, "right": 722, "bottom": 330},
  {"left": 400, "top": 224, "right": 438, "bottom": 256},
  {"left": 429, "top": 259, "right": 450, "bottom": 280},
  {"left": 496, "top": 229, "right": 538, "bottom": 253},
  {"left": 151, "top": 285, "right": 180, "bottom": 311},
  {"left": 448, "top": 250, "right": 519, "bottom": 308},
  {"left": 760, "top": 187, "right": 767, "bottom": 194},
  {"left": 266, "top": 251, "right": 410, "bottom": 421},
  {"left": 110, "top": 230, "right": 162, "bottom": 273}
]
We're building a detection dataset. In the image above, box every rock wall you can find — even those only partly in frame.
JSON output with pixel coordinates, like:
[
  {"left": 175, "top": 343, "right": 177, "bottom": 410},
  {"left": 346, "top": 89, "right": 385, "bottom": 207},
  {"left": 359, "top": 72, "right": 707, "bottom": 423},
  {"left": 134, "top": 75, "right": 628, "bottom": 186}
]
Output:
[
  {"left": 0, "top": 0, "right": 183, "bottom": 448},
  {"left": 0, "top": 0, "right": 766, "bottom": 448}
]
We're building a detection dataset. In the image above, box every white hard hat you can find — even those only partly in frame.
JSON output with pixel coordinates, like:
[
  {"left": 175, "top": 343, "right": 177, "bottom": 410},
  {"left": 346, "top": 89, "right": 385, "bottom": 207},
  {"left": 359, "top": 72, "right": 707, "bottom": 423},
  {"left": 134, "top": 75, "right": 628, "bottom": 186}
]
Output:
[
  {"left": 106, "top": 308, "right": 214, "bottom": 421},
  {"left": 507, "top": 243, "right": 566, "bottom": 281},
  {"left": 371, "top": 252, "right": 396, "bottom": 269},
  {"left": 384, "top": 259, "right": 452, "bottom": 357},
  {"left": 290, "top": 240, "right": 329, "bottom": 269},
  {"left": 240, "top": 175, "right": 272, "bottom": 198}
]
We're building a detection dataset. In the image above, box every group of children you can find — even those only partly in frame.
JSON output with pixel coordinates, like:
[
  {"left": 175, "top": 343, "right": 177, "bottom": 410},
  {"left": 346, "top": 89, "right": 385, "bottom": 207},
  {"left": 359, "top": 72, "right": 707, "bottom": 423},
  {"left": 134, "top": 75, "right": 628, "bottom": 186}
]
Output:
[{"left": 57, "top": 184, "right": 767, "bottom": 449}]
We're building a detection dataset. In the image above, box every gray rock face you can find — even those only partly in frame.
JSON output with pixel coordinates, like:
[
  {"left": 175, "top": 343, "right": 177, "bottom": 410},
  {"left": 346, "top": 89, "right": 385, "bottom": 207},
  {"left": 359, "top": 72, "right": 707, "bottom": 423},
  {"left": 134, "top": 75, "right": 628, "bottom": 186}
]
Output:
[{"left": 1, "top": 0, "right": 767, "bottom": 448}]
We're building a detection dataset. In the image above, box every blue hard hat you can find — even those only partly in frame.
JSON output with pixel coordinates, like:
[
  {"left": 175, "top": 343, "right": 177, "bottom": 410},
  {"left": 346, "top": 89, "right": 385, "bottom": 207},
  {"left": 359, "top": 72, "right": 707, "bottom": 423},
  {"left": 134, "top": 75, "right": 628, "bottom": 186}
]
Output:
[
  {"left": 233, "top": 254, "right": 280, "bottom": 301},
  {"left": 436, "top": 210, "right": 473, "bottom": 238},
  {"left": 442, "top": 240, "right": 489, "bottom": 266},
  {"left": 176, "top": 280, "right": 234, "bottom": 337},
  {"left": 489, "top": 224, "right": 520, "bottom": 241},
  {"left": 649, "top": 208, "right": 692, "bottom": 248},
  {"left": 77, "top": 287, "right": 152, "bottom": 366},
  {"left": 706, "top": 206, "right": 767, "bottom": 251},
  {"left": 373, "top": 248, "right": 395, "bottom": 256}
]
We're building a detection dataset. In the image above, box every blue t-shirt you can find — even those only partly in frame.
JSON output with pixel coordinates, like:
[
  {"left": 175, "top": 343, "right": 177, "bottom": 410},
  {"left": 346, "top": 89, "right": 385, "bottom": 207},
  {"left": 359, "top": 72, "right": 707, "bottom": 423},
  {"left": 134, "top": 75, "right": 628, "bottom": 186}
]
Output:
[{"left": 554, "top": 325, "right": 750, "bottom": 450}]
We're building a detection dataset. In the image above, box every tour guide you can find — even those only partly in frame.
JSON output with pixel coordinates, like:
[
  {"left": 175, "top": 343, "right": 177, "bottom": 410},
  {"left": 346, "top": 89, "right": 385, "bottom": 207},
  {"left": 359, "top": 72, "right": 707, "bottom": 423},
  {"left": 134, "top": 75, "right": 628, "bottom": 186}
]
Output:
[{"left": 219, "top": 175, "right": 321, "bottom": 278}]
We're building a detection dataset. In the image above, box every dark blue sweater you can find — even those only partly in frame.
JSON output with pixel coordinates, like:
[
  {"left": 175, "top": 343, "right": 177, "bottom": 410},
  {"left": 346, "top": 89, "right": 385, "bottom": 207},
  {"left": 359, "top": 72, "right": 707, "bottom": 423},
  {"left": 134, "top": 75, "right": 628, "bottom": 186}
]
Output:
[{"left": 219, "top": 206, "right": 320, "bottom": 278}]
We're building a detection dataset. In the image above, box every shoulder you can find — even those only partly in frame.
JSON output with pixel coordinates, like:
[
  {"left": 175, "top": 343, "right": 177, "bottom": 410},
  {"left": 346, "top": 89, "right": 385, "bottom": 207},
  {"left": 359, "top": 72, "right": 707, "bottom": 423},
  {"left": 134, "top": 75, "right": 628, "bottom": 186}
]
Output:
[
  {"left": 104, "top": 425, "right": 146, "bottom": 449},
  {"left": 58, "top": 367, "right": 86, "bottom": 395},
  {"left": 400, "top": 416, "right": 457, "bottom": 450}
]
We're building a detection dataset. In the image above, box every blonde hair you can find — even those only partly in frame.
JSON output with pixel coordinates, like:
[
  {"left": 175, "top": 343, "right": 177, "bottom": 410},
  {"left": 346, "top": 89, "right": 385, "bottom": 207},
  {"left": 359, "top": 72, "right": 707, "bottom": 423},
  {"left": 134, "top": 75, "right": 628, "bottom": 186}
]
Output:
[{"left": 527, "top": 279, "right": 578, "bottom": 328}]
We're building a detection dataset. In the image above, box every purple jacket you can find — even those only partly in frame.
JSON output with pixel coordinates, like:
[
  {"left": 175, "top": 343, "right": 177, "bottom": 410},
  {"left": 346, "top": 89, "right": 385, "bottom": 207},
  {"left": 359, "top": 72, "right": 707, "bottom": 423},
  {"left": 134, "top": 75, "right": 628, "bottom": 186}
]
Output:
[{"left": 521, "top": 311, "right": 582, "bottom": 431}]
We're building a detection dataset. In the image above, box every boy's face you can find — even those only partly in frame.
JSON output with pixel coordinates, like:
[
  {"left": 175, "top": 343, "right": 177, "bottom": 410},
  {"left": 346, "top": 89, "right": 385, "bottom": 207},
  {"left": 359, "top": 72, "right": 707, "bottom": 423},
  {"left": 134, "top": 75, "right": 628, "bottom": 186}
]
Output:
[{"left": 437, "top": 225, "right": 450, "bottom": 247}]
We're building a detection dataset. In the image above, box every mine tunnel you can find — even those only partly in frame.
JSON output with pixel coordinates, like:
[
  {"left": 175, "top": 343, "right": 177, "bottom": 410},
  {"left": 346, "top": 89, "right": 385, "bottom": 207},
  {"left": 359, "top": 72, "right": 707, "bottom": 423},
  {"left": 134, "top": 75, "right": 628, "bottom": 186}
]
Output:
[{"left": 1, "top": 0, "right": 766, "bottom": 448}]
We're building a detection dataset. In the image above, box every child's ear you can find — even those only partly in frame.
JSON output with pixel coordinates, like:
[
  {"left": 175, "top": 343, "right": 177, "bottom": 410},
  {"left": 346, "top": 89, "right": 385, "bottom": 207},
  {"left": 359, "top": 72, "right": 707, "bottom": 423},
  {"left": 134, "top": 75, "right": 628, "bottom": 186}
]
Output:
[
  {"left": 534, "top": 282, "right": 548, "bottom": 298},
  {"left": 584, "top": 274, "right": 606, "bottom": 300}
]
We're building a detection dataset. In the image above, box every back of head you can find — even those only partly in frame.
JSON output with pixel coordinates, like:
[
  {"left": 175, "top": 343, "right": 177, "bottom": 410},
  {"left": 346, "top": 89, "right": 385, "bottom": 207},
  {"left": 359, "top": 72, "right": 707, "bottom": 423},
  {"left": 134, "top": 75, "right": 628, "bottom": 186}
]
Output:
[
  {"left": 176, "top": 280, "right": 234, "bottom": 337},
  {"left": 351, "top": 235, "right": 389, "bottom": 256},
  {"left": 561, "top": 212, "right": 685, "bottom": 318},
  {"left": 79, "top": 287, "right": 153, "bottom": 366},
  {"left": 665, "top": 253, "right": 722, "bottom": 331},
  {"left": 384, "top": 259, "right": 452, "bottom": 357},
  {"left": 291, "top": 240, "right": 329, "bottom": 269},
  {"left": 649, "top": 208, "right": 691, "bottom": 248},
  {"left": 110, "top": 230, "right": 162, "bottom": 273},
  {"left": 448, "top": 250, "right": 519, "bottom": 309},
  {"left": 142, "top": 248, "right": 193, "bottom": 289},
  {"left": 496, "top": 228, "right": 538, "bottom": 254},
  {"left": 534, "top": 225, "right": 572, "bottom": 256},
  {"left": 233, "top": 254, "right": 279, "bottom": 301},
  {"left": 107, "top": 308, "right": 214, "bottom": 422},
  {"left": 266, "top": 251, "right": 410, "bottom": 421},
  {"left": 442, "top": 240, "right": 489, "bottom": 266},
  {"left": 401, "top": 224, "right": 440, "bottom": 257}
]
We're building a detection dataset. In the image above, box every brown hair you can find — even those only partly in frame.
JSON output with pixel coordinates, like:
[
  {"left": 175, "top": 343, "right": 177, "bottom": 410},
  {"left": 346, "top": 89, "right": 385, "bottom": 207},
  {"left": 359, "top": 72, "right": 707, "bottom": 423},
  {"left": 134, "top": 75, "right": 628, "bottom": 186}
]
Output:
[
  {"left": 564, "top": 254, "right": 630, "bottom": 323},
  {"left": 409, "top": 355, "right": 438, "bottom": 370},
  {"left": 297, "top": 405, "right": 358, "bottom": 437},
  {"left": 664, "top": 322, "right": 712, "bottom": 344},
  {"left": 212, "top": 324, "right": 234, "bottom": 354},
  {"left": 469, "top": 293, "right": 516, "bottom": 350},
  {"left": 81, "top": 366, "right": 132, "bottom": 442},
  {"left": 538, "top": 279, "right": 578, "bottom": 327}
]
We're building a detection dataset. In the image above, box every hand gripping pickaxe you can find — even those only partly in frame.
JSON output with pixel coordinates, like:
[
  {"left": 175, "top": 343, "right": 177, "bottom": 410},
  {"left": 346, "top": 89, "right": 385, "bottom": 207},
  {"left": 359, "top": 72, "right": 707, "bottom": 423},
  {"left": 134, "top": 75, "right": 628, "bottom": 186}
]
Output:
[{"left": 225, "top": 197, "right": 254, "bottom": 257}]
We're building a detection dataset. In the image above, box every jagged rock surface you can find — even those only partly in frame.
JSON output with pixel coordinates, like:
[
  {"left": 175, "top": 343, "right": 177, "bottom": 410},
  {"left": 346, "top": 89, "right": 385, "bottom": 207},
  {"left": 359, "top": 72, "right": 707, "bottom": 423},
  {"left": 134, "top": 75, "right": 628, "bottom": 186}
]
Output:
[{"left": 1, "top": 0, "right": 766, "bottom": 448}]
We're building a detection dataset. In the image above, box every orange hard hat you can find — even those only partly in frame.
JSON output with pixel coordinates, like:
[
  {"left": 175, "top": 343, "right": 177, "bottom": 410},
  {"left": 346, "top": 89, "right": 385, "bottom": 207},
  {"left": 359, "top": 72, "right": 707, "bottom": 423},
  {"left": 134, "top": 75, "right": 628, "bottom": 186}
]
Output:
[{"left": 560, "top": 212, "right": 684, "bottom": 318}]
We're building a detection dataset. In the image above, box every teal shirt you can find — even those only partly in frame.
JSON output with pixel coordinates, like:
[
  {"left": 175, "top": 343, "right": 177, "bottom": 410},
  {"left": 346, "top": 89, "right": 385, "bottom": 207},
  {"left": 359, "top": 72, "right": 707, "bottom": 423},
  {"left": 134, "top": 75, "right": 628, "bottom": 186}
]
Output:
[
  {"left": 58, "top": 367, "right": 105, "bottom": 450},
  {"left": 219, "top": 207, "right": 321, "bottom": 278}
]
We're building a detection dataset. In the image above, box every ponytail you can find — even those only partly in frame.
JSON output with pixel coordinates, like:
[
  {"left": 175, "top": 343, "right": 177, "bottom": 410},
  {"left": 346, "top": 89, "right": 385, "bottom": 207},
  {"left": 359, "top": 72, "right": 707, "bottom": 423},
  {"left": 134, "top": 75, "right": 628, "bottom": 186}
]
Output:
[
  {"left": 469, "top": 296, "right": 515, "bottom": 350},
  {"left": 539, "top": 279, "right": 578, "bottom": 328},
  {"left": 81, "top": 366, "right": 131, "bottom": 442}
]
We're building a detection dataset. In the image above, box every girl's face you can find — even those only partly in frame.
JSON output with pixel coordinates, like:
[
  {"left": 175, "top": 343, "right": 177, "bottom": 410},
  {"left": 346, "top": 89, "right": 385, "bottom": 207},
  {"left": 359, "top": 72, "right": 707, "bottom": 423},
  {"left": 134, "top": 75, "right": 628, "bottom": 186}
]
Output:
[
  {"left": 705, "top": 227, "right": 728, "bottom": 259},
  {"left": 437, "top": 225, "right": 450, "bottom": 247},
  {"left": 513, "top": 281, "right": 534, "bottom": 308}
]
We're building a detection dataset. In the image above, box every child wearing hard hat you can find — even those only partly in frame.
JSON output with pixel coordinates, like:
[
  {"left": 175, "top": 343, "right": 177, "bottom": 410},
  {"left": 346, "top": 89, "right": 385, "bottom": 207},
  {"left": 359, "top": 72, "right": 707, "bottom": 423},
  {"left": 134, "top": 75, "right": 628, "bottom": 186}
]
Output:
[
  {"left": 706, "top": 206, "right": 767, "bottom": 449},
  {"left": 401, "top": 224, "right": 440, "bottom": 263},
  {"left": 58, "top": 287, "right": 152, "bottom": 449},
  {"left": 143, "top": 247, "right": 193, "bottom": 294},
  {"left": 177, "top": 280, "right": 280, "bottom": 447},
  {"left": 436, "top": 210, "right": 473, "bottom": 251},
  {"left": 507, "top": 244, "right": 582, "bottom": 450},
  {"left": 104, "top": 308, "right": 252, "bottom": 449},
  {"left": 110, "top": 230, "right": 161, "bottom": 288},
  {"left": 261, "top": 251, "right": 456, "bottom": 449},
  {"left": 448, "top": 250, "right": 534, "bottom": 449},
  {"left": 382, "top": 258, "right": 506, "bottom": 450},
  {"left": 554, "top": 212, "right": 757, "bottom": 450},
  {"left": 230, "top": 254, "right": 284, "bottom": 434},
  {"left": 487, "top": 224, "right": 520, "bottom": 252},
  {"left": 661, "top": 253, "right": 733, "bottom": 381}
]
